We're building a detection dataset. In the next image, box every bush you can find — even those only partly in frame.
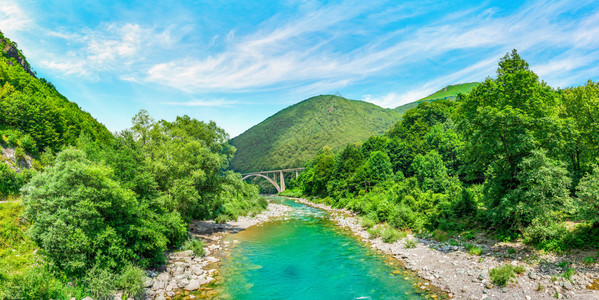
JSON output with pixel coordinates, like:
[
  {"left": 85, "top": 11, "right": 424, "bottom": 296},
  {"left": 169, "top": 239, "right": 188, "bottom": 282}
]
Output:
[
  {"left": 583, "top": 256, "right": 596, "bottom": 265},
  {"left": 432, "top": 229, "right": 449, "bottom": 242},
  {"left": 83, "top": 267, "right": 116, "bottom": 299},
  {"left": 489, "top": 264, "right": 517, "bottom": 287},
  {"left": 465, "top": 244, "right": 483, "bottom": 256},
  {"left": 367, "top": 225, "right": 384, "bottom": 239},
  {"left": 404, "top": 238, "right": 417, "bottom": 249},
  {"left": 382, "top": 226, "right": 406, "bottom": 243},
  {"left": 0, "top": 266, "right": 74, "bottom": 300},
  {"left": 182, "top": 237, "right": 205, "bottom": 257},
  {"left": 22, "top": 148, "right": 185, "bottom": 276},
  {"left": 117, "top": 264, "right": 145, "bottom": 299},
  {"left": 361, "top": 217, "right": 376, "bottom": 229}
]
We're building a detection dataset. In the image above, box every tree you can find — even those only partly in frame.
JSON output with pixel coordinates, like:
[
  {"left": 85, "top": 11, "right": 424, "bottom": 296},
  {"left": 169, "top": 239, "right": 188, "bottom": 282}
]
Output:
[
  {"left": 22, "top": 148, "right": 185, "bottom": 276},
  {"left": 577, "top": 165, "right": 599, "bottom": 226},
  {"left": 488, "top": 150, "right": 571, "bottom": 231},
  {"left": 459, "top": 50, "right": 561, "bottom": 218}
]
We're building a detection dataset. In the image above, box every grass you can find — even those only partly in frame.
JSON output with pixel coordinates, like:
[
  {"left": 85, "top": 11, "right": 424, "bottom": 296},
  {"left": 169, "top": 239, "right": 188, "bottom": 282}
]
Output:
[
  {"left": 583, "top": 256, "right": 596, "bottom": 265},
  {"left": 404, "top": 238, "right": 417, "bottom": 249},
  {"left": 361, "top": 217, "right": 376, "bottom": 229},
  {"left": 367, "top": 225, "right": 384, "bottom": 239},
  {"left": 489, "top": 264, "right": 525, "bottom": 287},
  {"left": 465, "top": 243, "right": 483, "bottom": 256},
  {"left": 382, "top": 226, "right": 407, "bottom": 243}
]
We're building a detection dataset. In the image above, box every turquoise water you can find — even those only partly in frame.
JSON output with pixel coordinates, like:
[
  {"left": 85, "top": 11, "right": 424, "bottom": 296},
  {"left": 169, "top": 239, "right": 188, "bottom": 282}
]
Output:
[{"left": 217, "top": 199, "right": 428, "bottom": 299}]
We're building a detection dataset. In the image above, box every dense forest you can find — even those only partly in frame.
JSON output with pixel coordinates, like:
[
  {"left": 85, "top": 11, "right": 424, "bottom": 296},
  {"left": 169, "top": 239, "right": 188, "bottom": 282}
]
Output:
[
  {"left": 229, "top": 95, "right": 401, "bottom": 172},
  {"left": 285, "top": 50, "right": 599, "bottom": 252},
  {"left": 0, "top": 32, "right": 265, "bottom": 299}
]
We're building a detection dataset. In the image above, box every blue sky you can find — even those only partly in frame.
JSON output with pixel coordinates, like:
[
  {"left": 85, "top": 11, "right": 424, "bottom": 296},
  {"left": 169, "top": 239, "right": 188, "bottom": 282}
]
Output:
[{"left": 1, "top": 0, "right": 598, "bottom": 137}]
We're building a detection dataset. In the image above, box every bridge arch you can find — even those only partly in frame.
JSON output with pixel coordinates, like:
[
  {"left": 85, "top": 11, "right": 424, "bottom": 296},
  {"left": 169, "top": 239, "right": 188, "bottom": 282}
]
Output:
[{"left": 241, "top": 173, "right": 282, "bottom": 193}]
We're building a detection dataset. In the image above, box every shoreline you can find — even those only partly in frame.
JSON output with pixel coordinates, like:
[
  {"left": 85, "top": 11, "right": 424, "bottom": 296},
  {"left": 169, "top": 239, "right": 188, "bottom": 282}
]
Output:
[
  {"left": 144, "top": 202, "right": 293, "bottom": 300},
  {"left": 290, "top": 197, "right": 599, "bottom": 300}
]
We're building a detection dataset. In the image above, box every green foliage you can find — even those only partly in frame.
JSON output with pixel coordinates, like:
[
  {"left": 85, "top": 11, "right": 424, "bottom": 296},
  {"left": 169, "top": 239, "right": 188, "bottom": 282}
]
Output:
[
  {"left": 582, "top": 256, "right": 595, "bottom": 265},
  {"left": 465, "top": 244, "right": 483, "bottom": 256},
  {"left": 577, "top": 165, "right": 599, "bottom": 225},
  {"left": 432, "top": 230, "right": 450, "bottom": 242},
  {"left": 22, "top": 148, "right": 185, "bottom": 276},
  {"left": 360, "top": 217, "right": 376, "bottom": 229},
  {"left": 404, "top": 238, "right": 417, "bottom": 248},
  {"left": 116, "top": 264, "right": 145, "bottom": 299},
  {"left": 489, "top": 264, "right": 517, "bottom": 287},
  {"left": 229, "top": 95, "right": 401, "bottom": 173},
  {"left": 182, "top": 237, "right": 206, "bottom": 257},
  {"left": 382, "top": 226, "right": 406, "bottom": 243},
  {"left": 394, "top": 83, "right": 479, "bottom": 115}
]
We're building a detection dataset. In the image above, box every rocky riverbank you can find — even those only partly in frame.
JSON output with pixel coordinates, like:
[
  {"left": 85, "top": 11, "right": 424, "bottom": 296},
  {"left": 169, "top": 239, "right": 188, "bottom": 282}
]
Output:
[
  {"left": 292, "top": 198, "right": 599, "bottom": 300},
  {"left": 144, "top": 203, "right": 293, "bottom": 300}
]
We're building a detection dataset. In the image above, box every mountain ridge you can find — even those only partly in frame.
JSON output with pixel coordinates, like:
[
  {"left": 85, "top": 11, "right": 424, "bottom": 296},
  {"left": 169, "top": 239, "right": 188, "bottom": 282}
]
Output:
[{"left": 229, "top": 95, "right": 401, "bottom": 172}]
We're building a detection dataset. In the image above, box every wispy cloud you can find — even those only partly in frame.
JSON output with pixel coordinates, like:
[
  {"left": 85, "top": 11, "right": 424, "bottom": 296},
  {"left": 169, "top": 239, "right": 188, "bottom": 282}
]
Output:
[
  {"left": 162, "top": 99, "right": 239, "bottom": 107},
  {"left": 40, "top": 23, "right": 178, "bottom": 79},
  {"left": 0, "top": 0, "right": 32, "bottom": 36},
  {"left": 144, "top": 0, "right": 599, "bottom": 100}
]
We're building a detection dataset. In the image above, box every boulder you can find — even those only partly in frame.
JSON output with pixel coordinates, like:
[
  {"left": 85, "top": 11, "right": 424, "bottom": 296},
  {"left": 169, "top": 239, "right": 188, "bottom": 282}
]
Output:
[{"left": 184, "top": 279, "right": 201, "bottom": 291}]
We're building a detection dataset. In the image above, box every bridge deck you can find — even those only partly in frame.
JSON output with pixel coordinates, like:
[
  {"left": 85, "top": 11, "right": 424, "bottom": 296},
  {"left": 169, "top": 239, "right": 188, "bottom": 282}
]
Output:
[{"left": 240, "top": 168, "right": 305, "bottom": 176}]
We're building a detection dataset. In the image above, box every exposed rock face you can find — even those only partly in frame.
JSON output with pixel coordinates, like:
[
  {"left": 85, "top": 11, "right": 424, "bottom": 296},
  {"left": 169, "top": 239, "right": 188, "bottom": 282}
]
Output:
[{"left": 1, "top": 38, "right": 36, "bottom": 78}]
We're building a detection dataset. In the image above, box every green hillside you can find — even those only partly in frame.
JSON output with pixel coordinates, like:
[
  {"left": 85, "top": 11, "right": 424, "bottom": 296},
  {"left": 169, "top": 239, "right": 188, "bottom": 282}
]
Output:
[
  {"left": 394, "top": 82, "right": 479, "bottom": 115},
  {"left": 229, "top": 95, "right": 401, "bottom": 172},
  {"left": 0, "top": 32, "right": 112, "bottom": 154}
]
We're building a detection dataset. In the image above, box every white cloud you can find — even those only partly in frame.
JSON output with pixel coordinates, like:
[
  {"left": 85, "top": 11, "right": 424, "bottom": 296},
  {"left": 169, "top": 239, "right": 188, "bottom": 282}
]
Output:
[
  {"left": 41, "top": 23, "right": 178, "bottom": 79},
  {"left": 0, "top": 1, "right": 32, "bottom": 36},
  {"left": 145, "top": 0, "right": 599, "bottom": 94}
]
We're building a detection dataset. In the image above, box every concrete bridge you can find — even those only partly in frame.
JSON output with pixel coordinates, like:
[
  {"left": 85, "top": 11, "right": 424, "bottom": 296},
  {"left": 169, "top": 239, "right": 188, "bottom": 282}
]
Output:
[{"left": 241, "top": 168, "right": 305, "bottom": 193}]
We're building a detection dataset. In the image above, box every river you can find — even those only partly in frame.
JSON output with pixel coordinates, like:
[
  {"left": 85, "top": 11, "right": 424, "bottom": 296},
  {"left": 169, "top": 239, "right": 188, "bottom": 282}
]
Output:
[{"left": 213, "top": 198, "right": 430, "bottom": 299}]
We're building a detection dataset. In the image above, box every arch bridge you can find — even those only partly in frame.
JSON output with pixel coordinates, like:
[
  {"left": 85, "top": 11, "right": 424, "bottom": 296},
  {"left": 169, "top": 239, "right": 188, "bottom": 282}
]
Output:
[{"left": 241, "top": 168, "right": 305, "bottom": 193}]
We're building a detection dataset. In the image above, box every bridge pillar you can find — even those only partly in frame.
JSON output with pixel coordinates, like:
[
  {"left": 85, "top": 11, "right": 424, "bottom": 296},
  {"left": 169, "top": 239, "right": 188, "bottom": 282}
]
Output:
[{"left": 279, "top": 170, "right": 285, "bottom": 192}]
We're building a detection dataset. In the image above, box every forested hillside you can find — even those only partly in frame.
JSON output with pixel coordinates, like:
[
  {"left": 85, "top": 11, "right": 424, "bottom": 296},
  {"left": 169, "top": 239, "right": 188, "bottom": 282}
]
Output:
[
  {"left": 287, "top": 50, "right": 599, "bottom": 252},
  {"left": 229, "top": 95, "right": 401, "bottom": 172},
  {"left": 0, "top": 31, "right": 113, "bottom": 197},
  {"left": 0, "top": 32, "right": 266, "bottom": 299},
  {"left": 394, "top": 82, "right": 479, "bottom": 115}
]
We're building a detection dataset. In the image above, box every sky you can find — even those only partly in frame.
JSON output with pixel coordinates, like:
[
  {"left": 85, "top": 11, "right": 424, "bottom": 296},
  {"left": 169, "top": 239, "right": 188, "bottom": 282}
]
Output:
[{"left": 1, "top": 0, "right": 598, "bottom": 137}]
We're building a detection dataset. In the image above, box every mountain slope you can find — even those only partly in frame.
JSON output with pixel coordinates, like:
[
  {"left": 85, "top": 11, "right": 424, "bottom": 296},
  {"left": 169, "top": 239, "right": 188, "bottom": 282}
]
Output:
[
  {"left": 394, "top": 82, "right": 479, "bottom": 115},
  {"left": 229, "top": 95, "right": 401, "bottom": 172},
  {"left": 0, "top": 32, "right": 113, "bottom": 154}
]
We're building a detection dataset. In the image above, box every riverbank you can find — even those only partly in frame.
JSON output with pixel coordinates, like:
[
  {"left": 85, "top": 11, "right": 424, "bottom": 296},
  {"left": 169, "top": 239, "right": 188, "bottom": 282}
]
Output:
[
  {"left": 144, "top": 202, "right": 293, "bottom": 300},
  {"left": 291, "top": 197, "right": 599, "bottom": 300}
]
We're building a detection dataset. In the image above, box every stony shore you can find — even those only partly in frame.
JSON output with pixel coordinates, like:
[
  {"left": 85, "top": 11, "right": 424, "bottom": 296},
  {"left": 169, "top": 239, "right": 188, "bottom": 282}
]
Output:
[
  {"left": 143, "top": 203, "right": 293, "bottom": 300},
  {"left": 292, "top": 197, "right": 599, "bottom": 300}
]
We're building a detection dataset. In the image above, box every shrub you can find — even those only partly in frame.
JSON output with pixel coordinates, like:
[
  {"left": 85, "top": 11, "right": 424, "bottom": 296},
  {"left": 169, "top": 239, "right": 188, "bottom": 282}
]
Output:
[
  {"left": 182, "top": 237, "right": 206, "bottom": 257},
  {"left": 117, "top": 264, "right": 145, "bottom": 299},
  {"left": 514, "top": 265, "right": 526, "bottom": 275},
  {"left": 367, "top": 225, "right": 384, "bottom": 239},
  {"left": 382, "top": 226, "right": 406, "bottom": 243},
  {"left": 83, "top": 267, "right": 115, "bottom": 299},
  {"left": 583, "top": 256, "right": 596, "bottom": 265},
  {"left": 432, "top": 229, "right": 449, "bottom": 242},
  {"left": 404, "top": 238, "right": 417, "bottom": 249},
  {"left": 465, "top": 244, "right": 483, "bottom": 256},
  {"left": 489, "top": 264, "right": 516, "bottom": 287},
  {"left": 22, "top": 148, "right": 185, "bottom": 276},
  {"left": 361, "top": 217, "right": 376, "bottom": 229}
]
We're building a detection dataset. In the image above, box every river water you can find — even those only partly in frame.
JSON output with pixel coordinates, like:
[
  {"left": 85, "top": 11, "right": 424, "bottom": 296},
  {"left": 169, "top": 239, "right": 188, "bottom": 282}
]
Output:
[{"left": 215, "top": 198, "right": 429, "bottom": 299}]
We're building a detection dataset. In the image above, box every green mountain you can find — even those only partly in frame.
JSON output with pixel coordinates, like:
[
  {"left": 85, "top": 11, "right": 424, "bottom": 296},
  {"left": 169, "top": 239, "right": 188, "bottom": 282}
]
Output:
[
  {"left": 229, "top": 95, "right": 401, "bottom": 172},
  {"left": 0, "top": 31, "right": 113, "bottom": 154},
  {"left": 394, "top": 82, "right": 479, "bottom": 115}
]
